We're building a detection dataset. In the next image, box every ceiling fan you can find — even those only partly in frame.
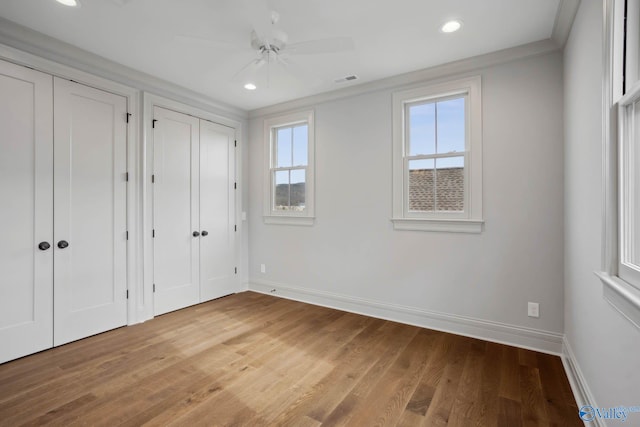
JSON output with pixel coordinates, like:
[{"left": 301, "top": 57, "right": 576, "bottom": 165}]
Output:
[{"left": 178, "top": 1, "right": 355, "bottom": 89}]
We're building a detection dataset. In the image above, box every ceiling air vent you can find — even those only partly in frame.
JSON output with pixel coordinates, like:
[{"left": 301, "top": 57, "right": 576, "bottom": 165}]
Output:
[{"left": 334, "top": 75, "right": 358, "bottom": 84}]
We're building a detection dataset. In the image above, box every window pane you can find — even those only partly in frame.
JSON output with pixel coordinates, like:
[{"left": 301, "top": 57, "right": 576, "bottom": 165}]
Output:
[
  {"left": 292, "top": 125, "right": 308, "bottom": 166},
  {"left": 408, "top": 159, "right": 435, "bottom": 211},
  {"left": 276, "top": 127, "right": 292, "bottom": 167},
  {"left": 436, "top": 156, "right": 464, "bottom": 168},
  {"left": 437, "top": 97, "right": 465, "bottom": 154},
  {"left": 274, "top": 170, "right": 290, "bottom": 210},
  {"left": 435, "top": 156, "right": 464, "bottom": 211},
  {"left": 629, "top": 102, "right": 640, "bottom": 267},
  {"left": 290, "top": 169, "right": 306, "bottom": 211},
  {"left": 409, "top": 103, "right": 436, "bottom": 155}
]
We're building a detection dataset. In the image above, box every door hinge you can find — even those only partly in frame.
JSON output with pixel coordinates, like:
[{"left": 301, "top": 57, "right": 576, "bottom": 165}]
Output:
[
  {"left": 234, "top": 140, "right": 237, "bottom": 147},
  {"left": 153, "top": 284, "right": 156, "bottom": 292},
  {"left": 152, "top": 119, "right": 158, "bottom": 128},
  {"left": 125, "top": 172, "right": 129, "bottom": 182},
  {"left": 152, "top": 229, "right": 155, "bottom": 238},
  {"left": 126, "top": 290, "right": 129, "bottom": 299},
  {"left": 126, "top": 231, "right": 129, "bottom": 240},
  {"left": 234, "top": 225, "right": 237, "bottom": 232},
  {"left": 126, "top": 113, "right": 131, "bottom": 123},
  {"left": 152, "top": 174, "right": 155, "bottom": 183},
  {"left": 234, "top": 267, "right": 237, "bottom": 274},
  {"left": 234, "top": 182, "right": 237, "bottom": 190}
]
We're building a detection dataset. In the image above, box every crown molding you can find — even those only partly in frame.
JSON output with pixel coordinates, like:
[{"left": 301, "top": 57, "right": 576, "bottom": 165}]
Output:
[
  {"left": 249, "top": 39, "right": 560, "bottom": 119},
  {"left": 552, "top": 0, "right": 581, "bottom": 48},
  {"left": 0, "top": 9, "right": 573, "bottom": 121},
  {"left": 0, "top": 17, "right": 247, "bottom": 121}
]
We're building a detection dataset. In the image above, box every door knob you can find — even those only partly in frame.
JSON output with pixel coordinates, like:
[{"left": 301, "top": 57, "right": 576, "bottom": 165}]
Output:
[
  {"left": 38, "top": 242, "right": 51, "bottom": 251},
  {"left": 193, "top": 231, "right": 200, "bottom": 237},
  {"left": 201, "top": 230, "right": 208, "bottom": 236},
  {"left": 57, "top": 240, "right": 69, "bottom": 249}
]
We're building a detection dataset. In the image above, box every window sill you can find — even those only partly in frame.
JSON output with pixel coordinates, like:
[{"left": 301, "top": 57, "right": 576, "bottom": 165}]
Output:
[
  {"left": 264, "top": 216, "right": 315, "bottom": 226},
  {"left": 596, "top": 271, "right": 640, "bottom": 331},
  {"left": 391, "top": 218, "right": 484, "bottom": 233}
]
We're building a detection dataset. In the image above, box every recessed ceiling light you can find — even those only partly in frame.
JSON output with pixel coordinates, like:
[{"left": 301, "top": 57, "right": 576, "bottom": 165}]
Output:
[
  {"left": 244, "top": 83, "right": 257, "bottom": 91},
  {"left": 55, "top": 0, "right": 80, "bottom": 6},
  {"left": 441, "top": 20, "right": 462, "bottom": 33}
]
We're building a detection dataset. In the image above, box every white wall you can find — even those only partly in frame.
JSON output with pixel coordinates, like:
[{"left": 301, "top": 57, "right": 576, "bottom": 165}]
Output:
[
  {"left": 564, "top": 0, "right": 640, "bottom": 408},
  {"left": 247, "top": 51, "right": 565, "bottom": 347}
]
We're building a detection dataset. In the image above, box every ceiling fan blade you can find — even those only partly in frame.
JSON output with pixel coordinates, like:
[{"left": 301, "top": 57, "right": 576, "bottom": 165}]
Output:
[
  {"left": 274, "top": 55, "right": 323, "bottom": 86},
  {"left": 286, "top": 37, "right": 355, "bottom": 55},
  {"left": 231, "top": 57, "right": 266, "bottom": 83},
  {"left": 241, "top": 0, "right": 273, "bottom": 48}
]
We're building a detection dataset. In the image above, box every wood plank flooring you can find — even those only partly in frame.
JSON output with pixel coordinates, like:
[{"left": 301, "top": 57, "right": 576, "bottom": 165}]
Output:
[{"left": 0, "top": 292, "right": 583, "bottom": 426}]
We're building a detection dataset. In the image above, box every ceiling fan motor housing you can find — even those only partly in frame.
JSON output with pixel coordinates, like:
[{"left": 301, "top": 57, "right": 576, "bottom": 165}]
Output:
[{"left": 251, "top": 29, "right": 288, "bottom": 53}]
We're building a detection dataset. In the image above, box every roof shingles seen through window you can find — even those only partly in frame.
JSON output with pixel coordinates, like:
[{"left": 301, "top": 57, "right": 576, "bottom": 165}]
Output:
[{"left": 409, "top": 167, "right": 464, "bottom": 211}]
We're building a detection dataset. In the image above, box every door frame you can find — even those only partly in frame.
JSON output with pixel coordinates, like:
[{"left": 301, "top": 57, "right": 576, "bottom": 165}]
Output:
[
  {"left": 143, "top": 93, "right": 243, "bottom": 321},
  {"left": 0, "top": 44, "right": 141, "bottom": 325}
]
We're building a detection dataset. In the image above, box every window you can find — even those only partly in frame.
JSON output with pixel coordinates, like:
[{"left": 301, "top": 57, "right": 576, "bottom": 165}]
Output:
[
  {"left": 615, "top": 0, "right": 640, "bottom": 291},
  {"left": 263, "top": 110, "right": 314, "bottom": 225},
  {"left": 598, "top": 0, "right": 640, "bottom": 330},
  {"left": 392, "top": 76, "right": 483, "bottom": 232},
  {"left": 618, "top": 92, "right": 640, "bottom": 289}
]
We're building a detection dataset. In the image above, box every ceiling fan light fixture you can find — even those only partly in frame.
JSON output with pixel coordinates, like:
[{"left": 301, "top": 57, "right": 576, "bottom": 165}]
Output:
[
  {"left": 244, "top": 83, "right": 257, "bottom": 91},
  {"left": 55, "top": 0, "right": 80, "bottom": 6},
  {"left": 441, "top": 20, "right": 462, "bottom": 33}
]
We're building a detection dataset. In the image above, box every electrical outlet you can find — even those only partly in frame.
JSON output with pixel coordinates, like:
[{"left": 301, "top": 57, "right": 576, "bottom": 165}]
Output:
[
  {"left": 260, "top": 264, "right": 266, "bottom": 274},
  {"left": 528, "top": 302, "right": 540, "bottom": 318}
]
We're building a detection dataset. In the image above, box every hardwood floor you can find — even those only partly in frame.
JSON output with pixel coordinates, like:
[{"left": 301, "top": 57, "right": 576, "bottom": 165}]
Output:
[{"left": 0, "top": 292, "right": 582, "bottom": 426}]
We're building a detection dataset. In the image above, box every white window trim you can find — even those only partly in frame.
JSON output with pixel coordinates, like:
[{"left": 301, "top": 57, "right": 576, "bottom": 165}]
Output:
[
  {"left": 391, "top": 76, "right": 483, "bottom": 233},
  {"left": 618, "top": 85, "right": 640, "bottom": 288},
  {"left": 598, "top": 0, "right": 640, "bottom": 331},
  {"left": 263, "top": 110, "right": 315, "bottom": 226}
]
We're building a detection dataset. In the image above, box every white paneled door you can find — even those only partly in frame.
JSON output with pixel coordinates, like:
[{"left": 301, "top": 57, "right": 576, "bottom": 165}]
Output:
[
  {"left": 0, "top": 61, "right": 53, "bottom": 364},
  {"left": 199, "top": 121, "right": 237, "bottom": 302},
  {"left": 152, "top": 107, "right": 237, "bottom": 315},
  {"left": 153, "top": 107, "right": 200, "bottom": 315},
  {"left": 0, "top": 65, "right": 127, "bottom": 362},
  {"left": 53, "top": 77, "right": 128, "bottom": 346}
]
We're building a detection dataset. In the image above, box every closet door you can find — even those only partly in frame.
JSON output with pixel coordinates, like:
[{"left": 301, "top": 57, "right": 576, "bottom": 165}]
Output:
[
  {"left": 0, "top": 60, "right": 53, "bottom": 364},
  {"left": 53, "top": 78, "right": 128, "bottom": 346},
  {"left": 153, "top": 106, "right": 200, "bottom": 315},
  {"left": 199, "top": 121, "right": 237, "bottom": 302}
]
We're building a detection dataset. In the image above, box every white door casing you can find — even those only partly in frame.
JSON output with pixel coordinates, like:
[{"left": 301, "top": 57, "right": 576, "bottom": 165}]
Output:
[
  {"left": 0, "top": 60, "right": 54, "bottom": 364},
  {"left": 199, "top": 120, "right": 237, "bottom": 302},
  {"left": 53, "top": 77, "right": 128, "bottom": 346},
  {"left": 152, "top": 106, "right": 200, "bottom": 315}
]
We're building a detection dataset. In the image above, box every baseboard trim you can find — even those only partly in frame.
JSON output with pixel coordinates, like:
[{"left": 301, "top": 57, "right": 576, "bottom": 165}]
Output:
[
  {"left": 561, "top": 337, "right": 601, "bottom": 426},
  {"left": 247, "top": 280, "right": 563, "bottom": 355}
]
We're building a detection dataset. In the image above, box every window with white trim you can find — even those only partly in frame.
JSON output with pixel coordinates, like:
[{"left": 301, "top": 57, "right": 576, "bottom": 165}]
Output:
[
  {"left": 618, "top": 93, "right": 640, "bottom": 289},
  {"left": 263, "top": 110, "right": 314, "bottom": 225},
  {"left": 616, "top": 0, "right": 640, "bottom": 290},
  {"left": 392, "top": 76, "right": 483, "bottom": 233},
  {"left": 598, "top": 0, "right": 640, "bottom": 330}
]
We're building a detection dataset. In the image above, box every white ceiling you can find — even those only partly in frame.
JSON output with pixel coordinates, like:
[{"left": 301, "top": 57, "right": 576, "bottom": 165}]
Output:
[{"left": 0, "top": 0, "right": 562, "bottom": 111}]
